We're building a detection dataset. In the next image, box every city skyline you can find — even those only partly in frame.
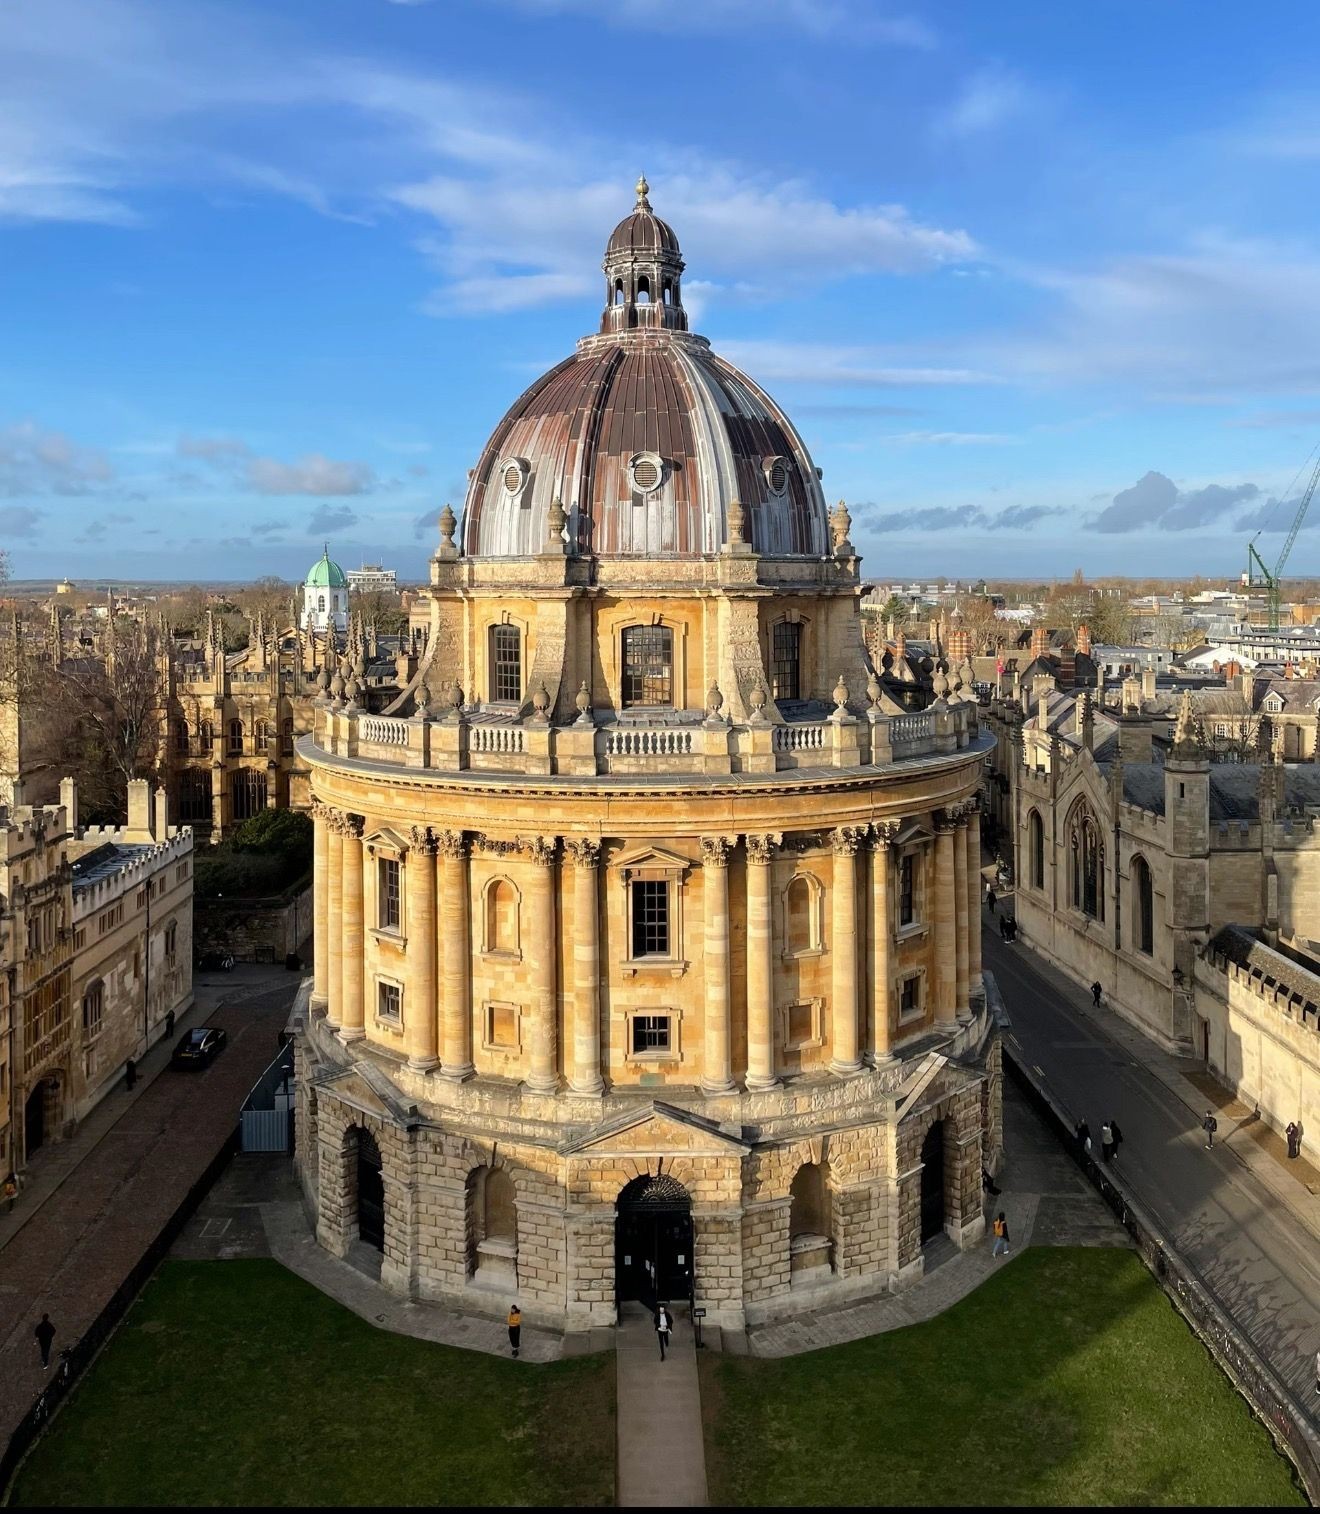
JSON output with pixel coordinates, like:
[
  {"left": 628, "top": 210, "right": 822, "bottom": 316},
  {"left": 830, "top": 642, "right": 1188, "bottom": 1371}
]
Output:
[{"left": 5, "top": 0, "right": 1320, "bottom": 581}]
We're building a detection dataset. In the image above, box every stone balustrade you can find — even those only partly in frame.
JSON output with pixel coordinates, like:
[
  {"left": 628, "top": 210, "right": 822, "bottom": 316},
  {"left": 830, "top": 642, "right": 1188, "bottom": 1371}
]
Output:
[{"left": 311, "top": 697, "right": 979, "bottom": 778}]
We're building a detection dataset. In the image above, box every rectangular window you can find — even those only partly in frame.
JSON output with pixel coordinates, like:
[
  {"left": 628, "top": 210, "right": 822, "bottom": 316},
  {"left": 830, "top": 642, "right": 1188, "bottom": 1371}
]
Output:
[
  {"left": 485, "top": 1001, "right": 519, "bottom": 1050},
  {"left": 377, "top": 981, "right": 402, "bottom": 1024},
  {"left": 899, "top": 976, "right": 921, "bottom": 1018},
  {"left": 491, "top": 624, "right": 522, "bottom": 702},
  {"left": 165, "top": 920, "right": 178, "bottom": 960},
  {"left": 83, "top": 980, "right": 104, "bottom": 1039},
  {"left": 622, "top": 625, "right": 673, "bottom": 707},
  {"left": 631, "top": 879, "right": 669, "bottom": 957},
  {"left": 378, "top": 857, "right": 401, "bottom": 931},
  {"left": 631, "top": 1014, "right": 672, "bottom": 1055},
  {"left": 787, "top": 1001, "right": 814, "bottom": 1046},
  {"left": 899, "top": 854, "right": 916, "bottom": 927},
  {"left": 771, "top": 621, "right": 801, "bottom": 702}
]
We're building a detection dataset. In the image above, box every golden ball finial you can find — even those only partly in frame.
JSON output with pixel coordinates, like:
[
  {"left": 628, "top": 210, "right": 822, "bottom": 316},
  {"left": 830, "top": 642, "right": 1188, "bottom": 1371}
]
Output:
[{"left": 635, "top": 173, "right": 650, "bottom": 206}]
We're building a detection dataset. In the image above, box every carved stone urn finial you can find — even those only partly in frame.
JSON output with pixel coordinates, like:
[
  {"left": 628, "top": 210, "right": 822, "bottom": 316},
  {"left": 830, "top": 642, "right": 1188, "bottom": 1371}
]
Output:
[
  {"left": 833, "top": 673, "right": 849, "bottom": 712},
  {"left": 748, "top": 680, "right": 768, "bottom": 724},
  {"left": 726, "top": 498, "right": 746, "bottom": 547},
  {"left": 706, "top": 681, "right": 725, "bottom": 723},
  {"left": 574, "top": 680, "right": 592, "bottom": 724},
  {"left": 438, "top": 503, "right": 457, "bottom": 550}
]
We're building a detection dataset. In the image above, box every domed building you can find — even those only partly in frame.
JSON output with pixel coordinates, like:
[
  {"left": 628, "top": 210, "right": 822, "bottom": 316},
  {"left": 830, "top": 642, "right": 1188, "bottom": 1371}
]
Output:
[
  {"left": 294, "top": 181, "right": 999, "bottom": 1331},
  {"left": 302, "top": 545, "right": 349, "bottom": 634}
]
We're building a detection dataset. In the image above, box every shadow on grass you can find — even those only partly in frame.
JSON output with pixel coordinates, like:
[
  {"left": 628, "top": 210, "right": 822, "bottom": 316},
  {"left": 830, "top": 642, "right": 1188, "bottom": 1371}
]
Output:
[
  {"left": 701, "top": 1248, "right": 1303, "bottom": 1508},
  {"left": 12, "top": 1260, "right": 615, "bottom": 1509}
]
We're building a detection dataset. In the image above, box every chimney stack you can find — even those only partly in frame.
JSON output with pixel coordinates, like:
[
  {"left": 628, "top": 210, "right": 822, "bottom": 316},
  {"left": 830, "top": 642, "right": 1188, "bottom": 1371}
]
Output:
[
  {"left": 1141, "top": 665, "right": 1157, "bottom": 701},
  {"left": 1076, "top": 622, "right": 1092, "bottom": 657},
  {"left": 1030, "top": 626, "right": 1049, "bottom": 661}
]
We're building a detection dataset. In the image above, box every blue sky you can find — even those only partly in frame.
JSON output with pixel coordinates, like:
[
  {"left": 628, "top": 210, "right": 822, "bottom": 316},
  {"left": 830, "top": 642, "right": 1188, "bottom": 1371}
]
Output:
[{"left": 6, "top": 0, "right": 1320, "bottom": 584}]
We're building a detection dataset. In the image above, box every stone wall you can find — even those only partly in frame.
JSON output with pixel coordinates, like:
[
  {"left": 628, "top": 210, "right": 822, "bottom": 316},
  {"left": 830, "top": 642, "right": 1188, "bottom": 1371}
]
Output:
[{"left": 195, "top": 879, "right": 312, "bottom": 962}]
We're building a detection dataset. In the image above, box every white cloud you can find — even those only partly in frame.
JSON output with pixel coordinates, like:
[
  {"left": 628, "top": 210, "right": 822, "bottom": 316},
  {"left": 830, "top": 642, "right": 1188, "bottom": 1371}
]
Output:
[
  {"left": 714, "top": 340, "right": 999, "bottom": 387},
  {"left": 878, "top": 430, "right": 1020, "bottom": 446},
  {"left": 470, "top": 0, "right": 935, "bottom": 45},
  {"left": 0, "top": 422, "right": 114, "bottom": 494},
  {"left": 936, "top": 67, "right": 1035, "bottom": 138},
  {"left": 178, "top": 436, "right": 375, "bottom": 496}
]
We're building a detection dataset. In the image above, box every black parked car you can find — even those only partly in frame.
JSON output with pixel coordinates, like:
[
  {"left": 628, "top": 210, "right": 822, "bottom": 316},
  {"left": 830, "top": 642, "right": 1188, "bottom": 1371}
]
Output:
[
  {"left": 172, "top": 1026, "right": 228, "bottom": 1068},
  {"left": 195, "top": 950, "right": 235, "bottom": 972}
]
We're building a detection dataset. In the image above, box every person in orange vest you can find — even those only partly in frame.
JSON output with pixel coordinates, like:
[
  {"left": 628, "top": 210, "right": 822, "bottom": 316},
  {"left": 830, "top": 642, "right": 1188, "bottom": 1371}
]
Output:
[
  {"left": 507, "top": 1302, "right": 521, "bottom": 1359},
  {"left": 992, "top": 1212, "right": 1010, "bottom": 1259}
]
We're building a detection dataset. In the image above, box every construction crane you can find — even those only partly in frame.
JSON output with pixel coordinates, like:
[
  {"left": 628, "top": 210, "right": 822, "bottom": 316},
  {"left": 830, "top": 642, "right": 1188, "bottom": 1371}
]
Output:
[{"left": 1247, "top": 449, "right": 1320, "bottom": 631}]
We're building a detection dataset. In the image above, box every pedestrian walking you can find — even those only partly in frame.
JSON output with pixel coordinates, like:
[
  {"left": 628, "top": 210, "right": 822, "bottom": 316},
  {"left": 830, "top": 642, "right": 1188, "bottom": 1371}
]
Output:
[
  {"left": 1110, "top": 1119, "right": 1123, "bottom": 1160},
  {"left": 165, "top": 1009, "right": 175, "bottom": 1040},
  {"left": 2, "top": 1172, "right": 18, "bottom": 1214},
  {"left": 124, "top": 1057, "right": 137, "bottom": 1092},
  {"left": 992, "top": 1211, "right": 1011, "bottom": 1258},
  {"left": 1075, "top": 1119, "right": 1092, "bottom": 1160},
  {"left": 507, "top": 1302, "right": 521, "bottom": 1359},
  {"left": 655, "top": 1302, "right": 673, "bottom": 1361},
  {"left": 1090, "top": 981, "right": 1103, "bottom": 1008},
  {"left": 1202, "top": 1110, "right": 1218, "bottom": 1149},
  {"left": 986, "top": 882, "right": 997, "bottom": 916},
  {"left": 1100, "top": 1121, "right": 1115, "bottom": 1164},
  {"left": 34, "top": 1314, "right": 55, "bottom": 1370},
  {"left": 1288, "top": 1122, "right": 1301, "bottom": 1159}
]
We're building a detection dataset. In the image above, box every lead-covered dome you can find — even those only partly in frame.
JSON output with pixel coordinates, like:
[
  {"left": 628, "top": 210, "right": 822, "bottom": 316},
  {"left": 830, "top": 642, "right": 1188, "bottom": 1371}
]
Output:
[{"left": 461, "top": 182, "right": 829, "bottom": 560}]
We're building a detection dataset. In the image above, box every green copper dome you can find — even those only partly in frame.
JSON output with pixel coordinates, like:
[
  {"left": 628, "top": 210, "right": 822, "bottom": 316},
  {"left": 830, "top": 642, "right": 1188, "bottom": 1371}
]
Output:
[{"left": 305, "top": 544, "right": 347, "bottom": 589}]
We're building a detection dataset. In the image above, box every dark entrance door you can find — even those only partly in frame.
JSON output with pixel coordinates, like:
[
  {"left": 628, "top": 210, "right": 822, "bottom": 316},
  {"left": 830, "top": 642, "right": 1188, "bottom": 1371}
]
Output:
[
  {"left": 616, "top": 1174, "right": 693, "bottom": 1312},
  {"left": 24, "top": 1084, "right": 46, "bottom": 1159},
  {"left": 919, "top": 1120, "right": 946, "bottom": 1244},
  {"left": 355, "top": 1131, "right": 385, "bottom": 1251}
]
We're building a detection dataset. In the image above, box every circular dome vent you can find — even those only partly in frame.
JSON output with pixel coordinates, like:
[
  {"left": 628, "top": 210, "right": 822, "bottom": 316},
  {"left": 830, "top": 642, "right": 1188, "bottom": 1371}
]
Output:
[
  {"left": 501, "top": 458, "right": 529, "bottom": 496},
  {"left": 764, "top": 456, "right": 789, "bottom": 496},
  {"left": 628, "top": 453, "right": 664, "bottom": 495}
]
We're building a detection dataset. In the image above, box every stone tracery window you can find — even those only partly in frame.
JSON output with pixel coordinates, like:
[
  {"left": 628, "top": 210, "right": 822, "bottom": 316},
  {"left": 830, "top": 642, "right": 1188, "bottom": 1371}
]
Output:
[
  {"left": 1068, "top": 802, "right": 1104, "bottom": 921},
  {"left": 622, "top": 625, "right": 673, "bottom": 707},
  {"left": 1132, "top": 854, "right": 1153, "bottom": 955},
  {"left": 1028, "top": 810, "right": 1044, "bottom": 891}
]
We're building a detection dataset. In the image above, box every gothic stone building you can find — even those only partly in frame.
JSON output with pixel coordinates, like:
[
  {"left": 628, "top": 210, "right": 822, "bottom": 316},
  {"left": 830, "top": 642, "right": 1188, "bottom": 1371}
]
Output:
[{"left": 294, "top": 185, "right": 999, "bottom": 1330}]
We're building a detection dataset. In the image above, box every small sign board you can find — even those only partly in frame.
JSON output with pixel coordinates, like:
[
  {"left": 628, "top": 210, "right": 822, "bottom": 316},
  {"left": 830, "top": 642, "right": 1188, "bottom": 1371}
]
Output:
[{"left": 691, "top": 1307, "right": 707, "bottom": 1319}]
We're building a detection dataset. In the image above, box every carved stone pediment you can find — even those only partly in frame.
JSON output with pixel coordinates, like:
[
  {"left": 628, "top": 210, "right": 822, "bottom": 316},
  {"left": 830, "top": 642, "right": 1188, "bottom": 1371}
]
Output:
[
  {"left": 561, "top": 1100, "right": 750, "bottom": 1157},
  {"left": 612, "top": 843, "right": 692, "bottom": 882},
  {"left": 316, "top": 1062, "right": 419, "bottom": 1128}
]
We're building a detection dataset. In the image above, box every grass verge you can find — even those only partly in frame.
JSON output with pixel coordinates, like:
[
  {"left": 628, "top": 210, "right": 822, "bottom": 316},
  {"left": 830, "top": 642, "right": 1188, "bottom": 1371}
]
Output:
[{"left": 12, "top": 1259, "right": 614, "bottom": 1508}]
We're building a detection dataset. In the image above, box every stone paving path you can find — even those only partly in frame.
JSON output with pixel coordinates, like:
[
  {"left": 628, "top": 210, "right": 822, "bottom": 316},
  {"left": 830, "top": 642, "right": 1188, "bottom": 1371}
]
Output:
[
  {"left": 0, "top": 970, "right": 298, "bottom": 1455},
  {"left": 615, "top": 1301, "right": 708, "bottom": 1508}
]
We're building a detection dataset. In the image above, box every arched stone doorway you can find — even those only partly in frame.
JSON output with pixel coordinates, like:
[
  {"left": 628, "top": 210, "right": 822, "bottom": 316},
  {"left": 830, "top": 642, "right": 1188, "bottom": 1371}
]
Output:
[
  {"left": 615, "top": 1173, "right": 692, "bottom": 1312},
  {"left": 351, "top": 1127, "right": 384, "bottom": 1252},
  {"left": 919, "top": 1120, "right": 946, "bottom": 1245},
  {"left": 24, "top": 1077, "right": 62, "bottom": 1160}
]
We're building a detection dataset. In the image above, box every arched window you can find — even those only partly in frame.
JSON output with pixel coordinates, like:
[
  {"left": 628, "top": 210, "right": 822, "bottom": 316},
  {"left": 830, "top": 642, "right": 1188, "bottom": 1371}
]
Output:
[
  {"left": 282, "top": 717, "right": 294, "bottom": 755},
  {"left": 227, "top": 719, "right": 244, "bottom": 755},
  {"left": 199, "top": 720, "right": 213, "bottom": 751},
  {"left": 232, "top": 768, "right": 267, "bottom": 821},
  {"left": 490, "top": 624, "right": 522, "bottom": 703},
  {"left": 636, "top": 275, "right": 650, "bottom": 304},
  {"left": 1029, "top": 810, "right": 1044, "bottom": 891},
  {"left": 178, "top": 769, "right": 212, "bottom": 824},
  {"left": 318, "top": 594, "right": 326, "bottom": 612},
  {"left": 254, "top": 720, "right": 270, "bottom": 750},
  {"left": 484, "top": 878, "right": 519, "bottom": 955},
  {"left": 1132, "top": 854, "right": 1153, "bottom": 955},
  {"left": 1068, "top": 802, "right": 1104, "bottom": 921},
  {"left": 174, "top": 718, "right": 189, "bottom": 755},
  {"left": 789, "top": 1162, "right": 834, "bottom": 1279},
  {"left": 771, "top": 620, "right": 801, "bottom": 701},
  {"left": 662, "top": 281, "right": 673, "bottom": 306},
  {"left": 614, "top": 278, "right": 625, "bottom": 306},
  {"left": 622, "top": 625, "right": 673, "bottom": 707}
]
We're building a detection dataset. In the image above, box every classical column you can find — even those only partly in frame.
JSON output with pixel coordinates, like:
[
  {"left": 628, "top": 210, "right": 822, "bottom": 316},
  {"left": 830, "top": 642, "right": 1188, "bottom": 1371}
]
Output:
[
  {"left": 437, "top": 831, "right": 473, "bottom": 1081},
  {"left": 405, "top": 827, "right": 439, "bottom": 1070},
  {"left": 565, "top": 839, "right": 604, "bottom": 1095},
  {"left": 933, "top": 814, "right": 958, "bottom": 1026},
  {"left": 745, "top": 833, "right": 781, "bottom": 1091},
  {"left": 871, "top": 821, "right": 899, "bottom": 1063},
  {"left": 326, "top": 809, "right": 344, "bottom": 1030},
  {"left": 311, "top": 800, "right": 330, "bottom": 1011},
  {"left": 967, "top": 802, "right": 983, "bottom": 999},
  {"left": 525, "top": 836, "right": 560, "bottom": 1094},
  {"left": 701, "top": 836, "right": 736, "bottom": 1095},
  {"left": 830, "top": 826, "right": 864, "bottom": 1075},
  {"left": 339, "top": 813, "right": 365, "bottom": 1042},
  {"left": 954, "top": 806, "right": 970, "bottom": 1021}
]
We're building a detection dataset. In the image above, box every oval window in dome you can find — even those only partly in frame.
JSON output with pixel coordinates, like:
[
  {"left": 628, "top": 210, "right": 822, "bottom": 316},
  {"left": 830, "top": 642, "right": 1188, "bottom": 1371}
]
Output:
[
  {"left": 628, "top": 453, "right": 664, "bottom": 496},
  {"left": 503, "top": 463, "right": 523, "bottom": 493},
  {"left": 764, "top": 456, "right": 789, "bottom": 496}
]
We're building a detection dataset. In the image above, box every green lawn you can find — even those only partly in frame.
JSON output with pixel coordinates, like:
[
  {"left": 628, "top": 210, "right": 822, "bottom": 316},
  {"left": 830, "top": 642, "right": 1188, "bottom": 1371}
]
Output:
[
  {"left": 12, "top": 1260, "right": 615, "bottom": 1508},
  {"left": 701, "top": 1248, "right": 1303, "bottom": 1507}
]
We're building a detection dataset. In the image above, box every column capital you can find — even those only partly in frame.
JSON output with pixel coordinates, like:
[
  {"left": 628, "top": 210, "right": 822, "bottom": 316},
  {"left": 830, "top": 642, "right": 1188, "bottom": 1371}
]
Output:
[
  {"left": 744, "top": 832, "right": 781, "bottom": 865},
  {"left": 434, "top": 829, "right": 468, "bottom": 859},
  {"left": 934, "top": 808, "right": 962, "bottom": 834},
  {"left": 564, "top": 837, "right": 601, "bottom": 868},
  {"left": 700, "top": 834, "right": 736, "bottom": 867},
  {"left": 830, "top": 824, "right": 865, "bottom": 857},
  {"left": 408, "top": 825, "right": 439, "bottom": 855},
  {"left": 871, "top": 819, "right": 901, "bottom": 850},
  {"left": 330, "top": 809, "right": 363, "bottom": 838},
  {"left": 523, "top": 835, "right": 559, "bottom": 867}
]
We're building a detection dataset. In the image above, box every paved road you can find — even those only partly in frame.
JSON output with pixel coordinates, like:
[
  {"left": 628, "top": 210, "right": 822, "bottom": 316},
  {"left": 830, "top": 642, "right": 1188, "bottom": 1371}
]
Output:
[
  {"left": 985, "top": 922, "right": 1320, "bottom": 1413},
  {"left": 0, "top": 973, "right": 298, "bottom": 1451}
]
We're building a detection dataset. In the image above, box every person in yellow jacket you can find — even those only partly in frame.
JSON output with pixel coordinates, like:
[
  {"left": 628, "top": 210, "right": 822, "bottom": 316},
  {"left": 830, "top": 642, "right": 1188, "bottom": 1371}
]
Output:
[{"left": 508, "top": 1303, "right": 521, "bottom": 1358}]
